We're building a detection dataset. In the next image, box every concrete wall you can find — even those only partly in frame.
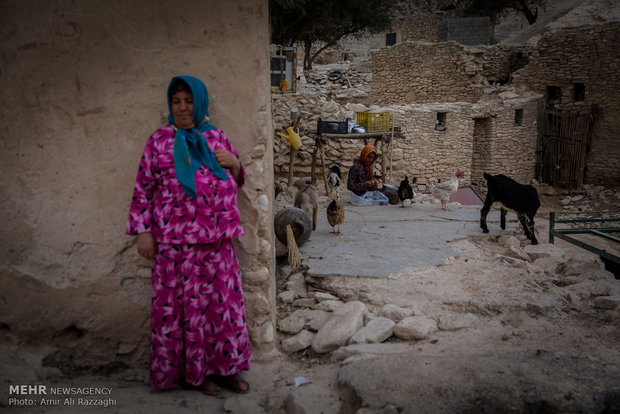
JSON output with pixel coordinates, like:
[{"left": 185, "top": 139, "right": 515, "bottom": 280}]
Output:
[
  {"left": 0, "top": 0, "right": 276, "bottom": 369},
  {"left": 512, "top": 22, "right": 620, "bottom": 187}
]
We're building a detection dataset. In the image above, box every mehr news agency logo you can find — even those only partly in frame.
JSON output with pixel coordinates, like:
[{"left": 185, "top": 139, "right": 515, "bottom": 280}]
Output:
[{"left": 8, "top": 384, "right": 117, "bottom": 408}]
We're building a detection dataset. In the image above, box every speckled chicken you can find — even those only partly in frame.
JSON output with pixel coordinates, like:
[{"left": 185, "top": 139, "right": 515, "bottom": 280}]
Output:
[
  {"left": 430, "top": 170, "right": 462, "bottom": 211},
  {"left": 326, "top": 199, "right": 345, "bottom": 235}
]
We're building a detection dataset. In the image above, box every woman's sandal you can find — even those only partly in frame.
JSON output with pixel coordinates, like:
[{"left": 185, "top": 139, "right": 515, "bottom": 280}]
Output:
[
  {"left": 214, "top": 373, "right": 250, "bottom": 394},
  {"left": 178, "top": 376, "right": 222, "bottom": 396},
  {"left": 196, "top": 378, "right": 222, "bottom": 396}
]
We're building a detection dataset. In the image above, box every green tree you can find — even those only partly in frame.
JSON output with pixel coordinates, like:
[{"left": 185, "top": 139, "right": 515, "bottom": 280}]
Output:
[
  {"left": 270, "top": 0, "right": 397, "bottom": 70},
  {"left": 456, "top": 0, "right": 546, "bottom": 25}
]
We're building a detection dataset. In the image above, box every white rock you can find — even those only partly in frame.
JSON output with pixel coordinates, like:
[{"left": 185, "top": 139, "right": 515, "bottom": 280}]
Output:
[
  {"left": 311, "top": 301, "right": 368, "bottom": 353},
  {"left": 313, "top": 292, "right": 340, "bottom": 302},
  {"left": 312, "top": 299, "right": 344, "bottom": 312},
  {"left": 503, "top": 246, "right": 532, "bottom": 262},
  {"left": 278, "top": 290, "right": 296, "bottom": 304},
  {"left": 377, "top": 304, "right": 414, "bottom": 323},
  {"left": 348, "top": 317, "right": 395, "bottom": 344},
  {"left": 278, "top": 313, "right": 306, "bottom": 335},
  {"left": 285, "top": 273, "right": 307, "bottom": 296},
  {"left": 280, "top": 309, "right": 332, "bottom": 334},
  {"left": 293, "top": 298, "right": 316, "bottom": 307},
  {"left": 303, "top": 309, "right": 332, "bottom": 332},
  {"left": 393, "top": 316, "right": 438, "bottom": 340},
  {"left": 498, "top": 235, "right": 521, "bottom": 249},
  {"left": 282, "top": 330, "right": 315, "bottom": 353}
]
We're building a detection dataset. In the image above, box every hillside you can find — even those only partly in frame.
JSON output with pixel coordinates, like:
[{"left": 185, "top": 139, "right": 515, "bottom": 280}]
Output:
[{"left": 495, "top": 0, "right": 620, "bottom": 44}]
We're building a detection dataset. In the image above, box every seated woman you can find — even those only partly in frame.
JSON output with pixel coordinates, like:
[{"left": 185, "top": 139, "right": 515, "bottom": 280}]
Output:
[{"left": 347, "top": 144, "right": 398, "bottom": 205}]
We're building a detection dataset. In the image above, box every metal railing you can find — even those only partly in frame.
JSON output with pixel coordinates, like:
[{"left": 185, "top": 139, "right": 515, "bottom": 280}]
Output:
[{"left": 549, "top": 211, "right": 620, "bottom": 265}]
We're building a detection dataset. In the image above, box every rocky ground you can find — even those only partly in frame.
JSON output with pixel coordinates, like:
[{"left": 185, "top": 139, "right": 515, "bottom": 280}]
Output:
[
  {"left": 5, "top": 184, "right": 618, "bottom": 414},
  {"left": 4, "top": 1, "right": 620, "bottom": 411}
]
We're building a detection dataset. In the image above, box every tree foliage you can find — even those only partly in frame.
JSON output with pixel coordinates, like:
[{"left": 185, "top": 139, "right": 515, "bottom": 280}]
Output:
[
  {"left": 270, "top": 0, "right": 398, "bottom": 70},
  {"left": 456, "top": 0, "right": 546, "bottom": 25}
]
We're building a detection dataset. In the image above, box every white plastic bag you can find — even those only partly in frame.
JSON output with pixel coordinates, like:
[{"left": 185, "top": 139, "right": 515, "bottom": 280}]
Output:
[{"left": 349, "top": 190, "right": 389, "bottom": 206}]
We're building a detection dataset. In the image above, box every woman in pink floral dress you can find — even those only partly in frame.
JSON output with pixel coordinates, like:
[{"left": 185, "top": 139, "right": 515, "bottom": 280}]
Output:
[{"left": 127, "top": 76, "right": 251, "bottom": 395}]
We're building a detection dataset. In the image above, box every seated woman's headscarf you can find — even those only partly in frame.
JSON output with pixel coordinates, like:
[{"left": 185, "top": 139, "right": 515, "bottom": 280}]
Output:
[
  {"left": 167, "top": 75, "right": 229, "bottom": 198},
  {"left": 360, "top": 144, "right": 377, "bottom": 181}
]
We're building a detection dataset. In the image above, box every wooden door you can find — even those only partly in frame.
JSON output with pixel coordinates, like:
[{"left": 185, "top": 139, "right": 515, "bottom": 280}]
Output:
[{"left": 537, "top": 108, "right": 593, "bottom": 191}]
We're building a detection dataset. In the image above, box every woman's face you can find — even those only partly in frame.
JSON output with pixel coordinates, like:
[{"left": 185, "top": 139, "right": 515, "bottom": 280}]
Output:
[
  {"left": 363, "top": 152, "right": 377, "bottom": 166},
  {"left": 171, "top": 90, "right": 195, "bottom": 129}
]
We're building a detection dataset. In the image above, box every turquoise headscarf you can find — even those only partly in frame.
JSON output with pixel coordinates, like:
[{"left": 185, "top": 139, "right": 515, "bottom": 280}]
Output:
[{"left": 167, "top": 75, "right": 229, "bottom": 198}]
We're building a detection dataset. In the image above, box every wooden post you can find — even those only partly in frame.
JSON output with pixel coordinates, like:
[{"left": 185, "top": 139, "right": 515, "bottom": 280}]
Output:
[
  {"left": 288, "top": 148, "right": 296, "bottom": 187},
  {"left": 318, "top": 140, "right": 329, "bottom": 196},
  {"left": 311, "top": 144, "right": 318, "bottom": 185}
]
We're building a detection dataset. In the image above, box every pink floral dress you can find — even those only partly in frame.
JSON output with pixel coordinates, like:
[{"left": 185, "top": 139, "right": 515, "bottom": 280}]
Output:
[{"left": 127, "top": 125, "right": 252, "bottom": 389}]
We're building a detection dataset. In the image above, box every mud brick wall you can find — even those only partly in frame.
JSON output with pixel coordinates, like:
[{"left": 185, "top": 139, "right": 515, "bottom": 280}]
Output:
[
  {"left": 512, "top": 22, "right": 620, "bottom": 187},
  {"left": 0, "top": 0, "right": 278, "bottom": 368}
]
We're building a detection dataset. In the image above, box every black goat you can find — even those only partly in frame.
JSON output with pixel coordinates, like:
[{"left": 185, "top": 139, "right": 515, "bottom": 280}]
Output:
[{"left": 480, "top": 173, "right": 540, "bottom": 244}]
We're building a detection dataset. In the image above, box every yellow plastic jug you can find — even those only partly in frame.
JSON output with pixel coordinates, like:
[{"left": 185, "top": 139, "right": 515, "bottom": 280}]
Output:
[{"left": 277, "top": 126, "right": 302, "bottom": 150}]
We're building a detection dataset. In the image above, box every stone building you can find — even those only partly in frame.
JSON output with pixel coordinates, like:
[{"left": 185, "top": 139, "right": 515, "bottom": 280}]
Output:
[
  {"left": 274, "top": 16, "right": 619, "bottom": 197},
  {"left": 0, "top": 0, "right": 278, "bottom": 371},
  {"left": 512, "top": 21, "right": 620, "bottom": 187}
]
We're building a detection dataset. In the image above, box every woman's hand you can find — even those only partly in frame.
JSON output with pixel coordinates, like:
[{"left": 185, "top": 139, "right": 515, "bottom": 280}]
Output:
[
  {"left": 365, "top": 180, "right": 378, "bottom": 190},
  {"left": 214, "top": 149, "right": 242, "bottom": 183},
  {"left": 137, "top": 232, "right": 156, "bottom": 260}
]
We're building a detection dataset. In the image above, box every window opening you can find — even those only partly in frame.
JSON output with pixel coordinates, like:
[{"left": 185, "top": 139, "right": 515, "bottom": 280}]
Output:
[
  {"left": 572, "top": 83, "right": 585, "bottom": 102},
  {"left": 386, "top": 33, "right": 396, "bottom": 46},
  {"left": 546, "top": 86, "right": 562, "bottom": 105},
  {"left": 435, "top": 112, "right": 447, "bottom": 131},
  {"left": 514, "top": 109, "right": 523, "bottom": 127}
]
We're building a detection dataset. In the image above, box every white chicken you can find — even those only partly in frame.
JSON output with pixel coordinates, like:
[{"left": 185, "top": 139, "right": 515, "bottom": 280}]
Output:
[{"left": 430, "top": 170, "right": 462, "bottom": 211}]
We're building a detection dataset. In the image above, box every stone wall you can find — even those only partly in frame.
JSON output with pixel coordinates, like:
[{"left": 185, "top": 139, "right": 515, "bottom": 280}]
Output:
[
  {"left": 272, "top": 89, "right": 539, "bottom": 197},
  {"left": 470, "top": 98, "right": 540, "bottom": 196},
  {"left": 371, "top": 41, "right": 488, "bottom": 105},
  {"left": 0, "top": 0, "right": 277, "bottom": 369},
  {"left": 338, "top": 10, "right": 456, "bottom": 59},
  {"left": 512, "top": 22, "right": 620, "bottom": 187},
  {"left": 398, "top": 13, "right": 445, "bottom": 43},
  {"left": 370, "top": 41, "right": 534, "bottom": 106}
]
